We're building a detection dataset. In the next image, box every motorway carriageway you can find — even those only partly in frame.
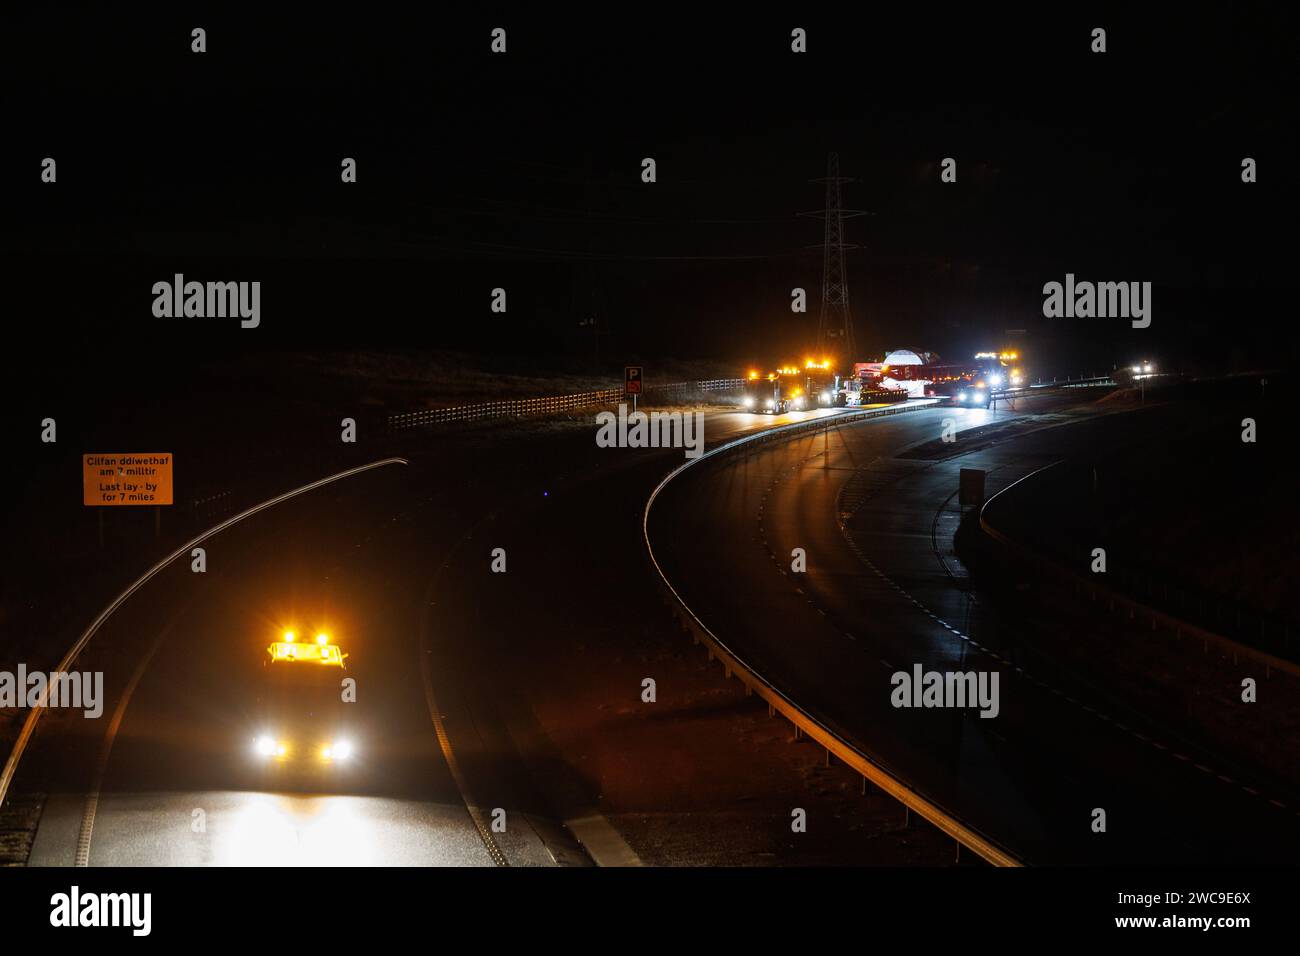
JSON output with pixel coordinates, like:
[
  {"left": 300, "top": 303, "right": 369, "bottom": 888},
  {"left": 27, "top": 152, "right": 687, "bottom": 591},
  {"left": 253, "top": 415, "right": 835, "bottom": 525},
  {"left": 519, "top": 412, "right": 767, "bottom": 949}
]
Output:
[
  {"left": 26, "top": 393, "right": 1270, "bottom": 867},
  {"left": 9, "top": 400, "right": 919, "bottom": 867},
  {"left": 646, "top": 393, "right": 1300, "bottom": 864}
]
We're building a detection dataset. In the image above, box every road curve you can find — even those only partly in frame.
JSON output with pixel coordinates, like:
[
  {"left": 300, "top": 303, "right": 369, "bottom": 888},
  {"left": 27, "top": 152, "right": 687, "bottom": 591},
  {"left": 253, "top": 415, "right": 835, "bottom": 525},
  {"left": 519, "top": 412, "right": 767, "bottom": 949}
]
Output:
[
  {"left": 10, "top": 404, "right": 880, "bottom": 867},
  {"left": 646, "top": 395, "right": 1300, "bottom": 863}
]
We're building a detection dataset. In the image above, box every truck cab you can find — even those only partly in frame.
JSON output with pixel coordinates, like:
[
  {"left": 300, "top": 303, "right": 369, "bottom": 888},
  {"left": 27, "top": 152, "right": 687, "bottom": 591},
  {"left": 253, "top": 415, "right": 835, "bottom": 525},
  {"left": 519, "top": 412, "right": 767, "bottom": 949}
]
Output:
[
  {"left": 741, "top": 370, "right": 806, "bottom": 414},
  {"left": 802, "top": 359, "right": 845, "bottom": 407}
]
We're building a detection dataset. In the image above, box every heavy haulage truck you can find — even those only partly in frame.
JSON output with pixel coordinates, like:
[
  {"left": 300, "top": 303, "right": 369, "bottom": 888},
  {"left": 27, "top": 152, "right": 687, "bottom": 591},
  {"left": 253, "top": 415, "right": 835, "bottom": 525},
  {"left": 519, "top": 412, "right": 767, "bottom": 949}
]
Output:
[
  {"left": 739, "top": 358, "right": 910, "bottom": 413},
  {"left": 741, "top": 367, "right": 808, "bottom": 414},
  {"left": 800, "top": 358, "right": 847, "bottom": 408}
]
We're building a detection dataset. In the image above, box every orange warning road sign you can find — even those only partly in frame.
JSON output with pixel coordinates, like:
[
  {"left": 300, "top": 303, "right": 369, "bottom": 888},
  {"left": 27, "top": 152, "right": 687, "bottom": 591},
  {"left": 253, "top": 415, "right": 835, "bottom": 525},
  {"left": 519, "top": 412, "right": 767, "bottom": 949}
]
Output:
[{"left": 83, "top": 453, "right": 174, "bottom": 506}]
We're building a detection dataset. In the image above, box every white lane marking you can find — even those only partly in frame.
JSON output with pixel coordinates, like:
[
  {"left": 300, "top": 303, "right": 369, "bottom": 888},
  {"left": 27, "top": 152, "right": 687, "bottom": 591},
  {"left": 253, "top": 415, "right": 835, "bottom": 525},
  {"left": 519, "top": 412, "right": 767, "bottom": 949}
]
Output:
[
  {"left": 423, "top": 513, "right": 641, "bottom": 868},
  {"left": 76, "top": 612, "right": 181, "bottom": 865},
  {"left": 420, "top": 673, "right": 510, "bottom": 867},
  {"left": 826, "top": 430, "right": 1294, "bottom": 813},
  {"left": 565, "top": 815, "right": 644, "bottom": 867}
]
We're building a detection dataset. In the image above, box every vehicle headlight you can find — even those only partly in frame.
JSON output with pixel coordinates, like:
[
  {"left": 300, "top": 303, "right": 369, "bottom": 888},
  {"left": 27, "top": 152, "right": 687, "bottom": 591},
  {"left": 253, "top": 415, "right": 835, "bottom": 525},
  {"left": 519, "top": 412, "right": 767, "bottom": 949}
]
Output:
[
  {"left": 743, "top": 395, "right": 755, "bottom": 408},
  {"left": 821, "top": 391, "right": 830, "bottom": 402},
  {"left": 765, "top": 400, "right": 775, "bottom": 409},
  {"left": 333, "top": 740, "right": 353, "bottom": 760},
  {"left": 972, "top": 391, "right": 985, "bottom": 403},
  {"left": 988, "top": 374, "right": 1002, "bottom": 387},
  {"left": 957, "top": 391, "right": 968, "bottom": 403},
  {"left": 255, "top": 735, "right": 276, "bottom": 757}
]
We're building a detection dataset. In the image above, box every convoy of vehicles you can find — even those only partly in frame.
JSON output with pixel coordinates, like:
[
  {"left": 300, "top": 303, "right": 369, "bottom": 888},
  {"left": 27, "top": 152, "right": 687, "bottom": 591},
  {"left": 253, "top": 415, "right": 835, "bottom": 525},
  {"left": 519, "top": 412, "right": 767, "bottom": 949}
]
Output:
[
  {"left": 741, "top": 359, "right": 856, "bottom": 413},
  {"left": 252, "top": 629, "right": 354, "bottom": 775},
  {"left": 740, "top": 349, "right": 1027, "bottom": 414}
]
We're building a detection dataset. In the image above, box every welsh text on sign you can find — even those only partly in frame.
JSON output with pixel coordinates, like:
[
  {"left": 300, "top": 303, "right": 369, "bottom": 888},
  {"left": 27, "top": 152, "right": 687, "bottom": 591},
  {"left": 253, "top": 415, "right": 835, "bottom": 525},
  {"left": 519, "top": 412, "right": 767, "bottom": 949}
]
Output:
[{"left": 83, "top": 454, "right": 174, "bottom": 506}]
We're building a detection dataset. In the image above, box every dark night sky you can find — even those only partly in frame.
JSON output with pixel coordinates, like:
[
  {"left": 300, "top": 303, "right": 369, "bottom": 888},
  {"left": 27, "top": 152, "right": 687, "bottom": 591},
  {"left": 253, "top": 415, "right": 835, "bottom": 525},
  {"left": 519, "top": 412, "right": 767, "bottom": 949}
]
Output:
[{"left": 1, "top": 7, "right": 1294, "bottom": 390}]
